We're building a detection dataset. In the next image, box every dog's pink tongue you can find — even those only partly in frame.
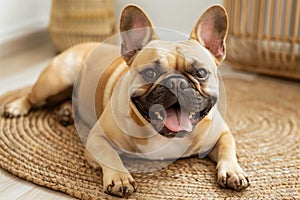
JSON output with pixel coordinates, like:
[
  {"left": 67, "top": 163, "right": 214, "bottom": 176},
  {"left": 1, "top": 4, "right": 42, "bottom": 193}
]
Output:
[{"left": 164, "top": 107, "right": 193, "bottom": 133}]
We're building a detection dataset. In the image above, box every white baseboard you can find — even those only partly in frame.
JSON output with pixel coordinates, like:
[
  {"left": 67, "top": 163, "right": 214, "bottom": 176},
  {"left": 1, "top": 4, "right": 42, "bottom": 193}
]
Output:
[{"left": 0, "top": 28, "right": 51, "bottom": 59}]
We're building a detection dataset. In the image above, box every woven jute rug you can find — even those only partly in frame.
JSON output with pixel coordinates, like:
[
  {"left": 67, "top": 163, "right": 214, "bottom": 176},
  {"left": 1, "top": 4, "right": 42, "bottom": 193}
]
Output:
[{"left": 0, "top": 77, "right": 299, "bottom": 199}]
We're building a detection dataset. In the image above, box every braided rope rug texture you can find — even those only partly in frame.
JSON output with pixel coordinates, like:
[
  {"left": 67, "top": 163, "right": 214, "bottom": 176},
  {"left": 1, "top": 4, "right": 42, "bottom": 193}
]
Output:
[{"left": 0, "top": 77, "right": 299, "bottom": 199}]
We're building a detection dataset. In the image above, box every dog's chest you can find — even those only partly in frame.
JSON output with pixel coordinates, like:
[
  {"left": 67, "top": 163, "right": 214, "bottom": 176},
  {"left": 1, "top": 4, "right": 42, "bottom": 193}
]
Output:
[
  {"left": 131, "top": 135, "right": 197, "bottom": 160},
  {"left": 126, "top": 117, "right": 220, "bottom": 160}
]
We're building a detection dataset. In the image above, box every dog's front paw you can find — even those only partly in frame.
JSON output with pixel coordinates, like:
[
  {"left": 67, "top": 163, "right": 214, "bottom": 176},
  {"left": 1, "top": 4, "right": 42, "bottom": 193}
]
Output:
[
  {"left": 103, "top": 170, "right": 136, "bottom": 197},
  {"left": 4, "top": 97, "right": 32, "bottom": 118},
  {"left": 217, "top": 161, "right": 250, "bottom": 191}
]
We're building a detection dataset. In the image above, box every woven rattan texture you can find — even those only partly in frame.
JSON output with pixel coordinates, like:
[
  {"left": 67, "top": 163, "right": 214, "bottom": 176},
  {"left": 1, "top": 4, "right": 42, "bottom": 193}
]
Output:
[
  {"left": 0, "top": 77, "right": 299, "bottom": 199},
  {"left": 224, "top": 0, "right": 300, "bottom": 80},
  {"left": 48, "top": 0, "right": 116, "bottom": 52}
]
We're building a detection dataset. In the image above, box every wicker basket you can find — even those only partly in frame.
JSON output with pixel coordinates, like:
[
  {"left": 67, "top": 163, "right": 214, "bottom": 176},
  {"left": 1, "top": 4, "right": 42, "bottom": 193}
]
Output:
[
  {"left": 48, "top": 0, "right": 117, "bottom": 52},
  {"left": 224, "top": 0, "right": 300, "bottom": 80}
]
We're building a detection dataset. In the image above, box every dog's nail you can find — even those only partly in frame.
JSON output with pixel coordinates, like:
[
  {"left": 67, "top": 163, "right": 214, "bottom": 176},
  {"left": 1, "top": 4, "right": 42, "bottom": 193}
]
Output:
[
  {"left": 130, "top": 180, "right": 137, "bottom": 191},
  {"left": 106, "top": 185, "right": 113, "bottom": 193},
  {"left": 119, "top": 186, "right": 129, "bottom": 196},
  {"left": 246, "top": 177, "right": 250, "bottom": 185}
]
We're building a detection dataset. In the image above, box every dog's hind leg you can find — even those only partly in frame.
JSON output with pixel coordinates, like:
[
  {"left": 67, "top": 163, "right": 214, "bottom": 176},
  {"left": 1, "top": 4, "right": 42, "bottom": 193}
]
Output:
[
  {"left": 3, "top": 43, "right": 97, "bottom": 118},
  {"left": 4, "top": 66, "right": 72, "bottom": 117}
]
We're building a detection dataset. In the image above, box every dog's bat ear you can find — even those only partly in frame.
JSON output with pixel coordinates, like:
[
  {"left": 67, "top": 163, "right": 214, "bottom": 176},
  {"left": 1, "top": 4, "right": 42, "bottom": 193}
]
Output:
[
  {"left": 190, "top": 5, "right": 228, "bottom": 65},
  {"left": 120, "top": 5, "right": 159, "bottom": 65}
]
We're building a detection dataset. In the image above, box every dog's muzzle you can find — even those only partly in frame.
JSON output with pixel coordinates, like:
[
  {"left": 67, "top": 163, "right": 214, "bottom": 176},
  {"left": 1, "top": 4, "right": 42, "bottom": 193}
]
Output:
[{"left": 132, "top": 74, "right": 216, "bottom": 138}]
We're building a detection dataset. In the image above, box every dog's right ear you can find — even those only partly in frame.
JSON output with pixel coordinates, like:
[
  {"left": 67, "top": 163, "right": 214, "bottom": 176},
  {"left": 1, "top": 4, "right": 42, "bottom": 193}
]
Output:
[
  {"left": 120, "top": 5, "right": 159, "bottom": 65},
  {"left": 190, "top": 5, "right": 228, "bottom": 66}
]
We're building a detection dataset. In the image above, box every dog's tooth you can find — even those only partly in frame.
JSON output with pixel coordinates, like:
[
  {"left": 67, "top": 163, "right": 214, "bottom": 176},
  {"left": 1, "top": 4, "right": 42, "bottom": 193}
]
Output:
[
  {"left": 189, "top": 112, "right": 195, "bottom": 119},
  {"left": 155, "top": 112, "right": 163, "bottom": 120}
]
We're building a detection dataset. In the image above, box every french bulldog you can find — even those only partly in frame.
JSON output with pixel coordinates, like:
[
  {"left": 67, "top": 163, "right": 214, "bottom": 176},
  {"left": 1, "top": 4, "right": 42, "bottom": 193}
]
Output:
[{"left": 3, "top": 5, "right": 250, "bottom": 197}]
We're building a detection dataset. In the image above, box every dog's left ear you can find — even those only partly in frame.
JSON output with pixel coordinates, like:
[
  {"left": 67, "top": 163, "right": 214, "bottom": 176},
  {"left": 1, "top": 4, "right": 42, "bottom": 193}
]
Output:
[
  {"left": 190, "top": 5, "right": 228, "bottom": 65},
  {"left": 120, "top": 5, "right": 159, "bottom": 65}
]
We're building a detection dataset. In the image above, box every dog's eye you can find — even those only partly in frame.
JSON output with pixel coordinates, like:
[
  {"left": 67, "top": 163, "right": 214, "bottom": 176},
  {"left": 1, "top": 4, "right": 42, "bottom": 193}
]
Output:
[
  {"left": 143, "top": 68, "right": 157, "bottom": 79},
  {"left": 196, "top": 68, "right": 209, "bottom": 80}
]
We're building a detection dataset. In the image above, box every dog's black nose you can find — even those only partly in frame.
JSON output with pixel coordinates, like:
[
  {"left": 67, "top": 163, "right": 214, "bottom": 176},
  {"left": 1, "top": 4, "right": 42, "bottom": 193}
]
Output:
[{"left": 163, "top": 75, "right": 190, "bottom": 93}]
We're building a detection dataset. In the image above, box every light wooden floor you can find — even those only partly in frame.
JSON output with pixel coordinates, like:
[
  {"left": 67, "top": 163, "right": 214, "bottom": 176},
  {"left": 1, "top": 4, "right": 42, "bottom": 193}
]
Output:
[
  {"left": 0, "top": 43, "right": 75, "bottom": 200},
  {"left": 0, "top": 41, "right": 257, "bottom": 200}
]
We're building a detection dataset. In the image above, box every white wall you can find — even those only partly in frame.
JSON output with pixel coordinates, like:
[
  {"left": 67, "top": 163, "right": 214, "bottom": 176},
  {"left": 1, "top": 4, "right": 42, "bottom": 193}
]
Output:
[
  {"left": 0, "top": 0, "right": 223, "bottom": 43},
  {"left": 0, "top": 0, "right": 51, "bottom": 43},
  {"left": 114, "top": 0, "right": 223, "bottom": 35}
]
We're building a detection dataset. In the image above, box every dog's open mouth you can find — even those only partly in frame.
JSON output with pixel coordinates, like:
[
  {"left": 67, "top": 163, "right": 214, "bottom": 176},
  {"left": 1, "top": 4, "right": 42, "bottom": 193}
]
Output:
[
  {"left": 150, "top": 102, "right": 211, "bottom": 138},
  {"left": 133, "top": 99, "right": 212, "bottom": 138}
]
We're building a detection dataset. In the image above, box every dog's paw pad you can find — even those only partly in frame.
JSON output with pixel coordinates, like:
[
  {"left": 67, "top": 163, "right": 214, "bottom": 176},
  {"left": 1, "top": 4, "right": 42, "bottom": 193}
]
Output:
[
  {"left": 4, "top": 97, "right": 31, "bottom": 118},
  {"left": 104, "top": 171, "right": 136, "bottom": 197},
  {"left": 217, "top": 162, "right": 250, "bottom": 191}
]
